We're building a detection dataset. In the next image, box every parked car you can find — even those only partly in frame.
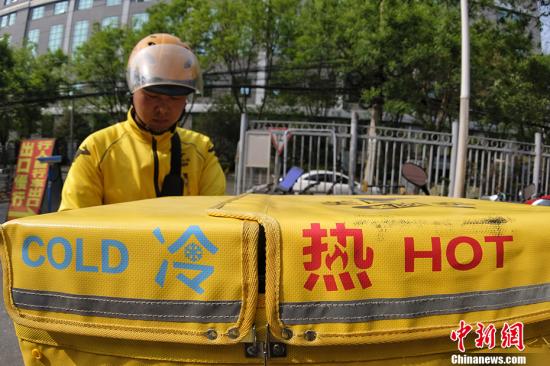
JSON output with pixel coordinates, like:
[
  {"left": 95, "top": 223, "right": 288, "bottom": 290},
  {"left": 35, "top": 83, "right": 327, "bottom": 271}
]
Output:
[{"left": 292, "top": 170, "right": 361, "bottom": 194}]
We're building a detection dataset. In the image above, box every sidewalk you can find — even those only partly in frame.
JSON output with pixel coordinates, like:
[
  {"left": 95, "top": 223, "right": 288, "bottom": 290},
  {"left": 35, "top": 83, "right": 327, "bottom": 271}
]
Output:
[{"left": 0, "top": 267, "right": 23, "bottom": 365}]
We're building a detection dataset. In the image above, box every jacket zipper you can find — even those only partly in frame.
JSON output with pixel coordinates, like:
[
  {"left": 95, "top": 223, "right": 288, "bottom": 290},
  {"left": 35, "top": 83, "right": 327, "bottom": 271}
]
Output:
[{"left": 152, "top": 137, "right": 161, "bottom": 196}]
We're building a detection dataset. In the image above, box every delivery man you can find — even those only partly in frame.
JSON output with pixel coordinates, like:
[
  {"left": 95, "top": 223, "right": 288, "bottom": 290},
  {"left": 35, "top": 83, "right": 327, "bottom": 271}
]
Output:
[{"left": 59, "top": 33, "right": 225, "bottom": 210}]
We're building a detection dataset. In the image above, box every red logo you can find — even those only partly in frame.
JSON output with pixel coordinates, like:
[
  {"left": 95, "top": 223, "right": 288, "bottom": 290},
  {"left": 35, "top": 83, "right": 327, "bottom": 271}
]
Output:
[
  {"left": 501, "top": 322, "right": 525, "bottom": 351},
  {"left": 302, "top": 223, "right": 374, "bottom": 291},
  {"left": 450, "top": 320, "right": 473, "bottom": 352},
  {"left": 451, "top": 321, "right": 524, "bottom": 352},
  {"left": 474, "top": 322, "right": 497, "bottom": 349}
]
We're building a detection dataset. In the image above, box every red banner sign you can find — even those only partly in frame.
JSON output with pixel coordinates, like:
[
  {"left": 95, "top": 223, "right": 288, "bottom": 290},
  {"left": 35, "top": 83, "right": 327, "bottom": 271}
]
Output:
[{"left": 7, "top": 139, "right": 55, "bottom": 220}]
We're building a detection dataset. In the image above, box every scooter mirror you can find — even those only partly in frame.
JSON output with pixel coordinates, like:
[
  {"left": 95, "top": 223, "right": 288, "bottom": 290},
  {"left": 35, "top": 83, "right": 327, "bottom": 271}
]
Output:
[{"left": 402, "top": 162, "right": 430, "bottom": 195}]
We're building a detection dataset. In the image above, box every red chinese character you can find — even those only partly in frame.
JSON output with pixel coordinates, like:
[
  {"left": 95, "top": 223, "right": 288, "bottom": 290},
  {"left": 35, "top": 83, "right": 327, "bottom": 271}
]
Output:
[
  {"left": 501, "top": 322, "right": 525, "bottom": 351},
  {"left": 325, "top": 242, "right": 348, "bottom": 270},
  {"left": 302, "top": 223, "right": 374, "bottom": 291},
  {"left": 330, "top": 223, "right": 373, "bottom": 269},
  {"left": 474, "top": 322, "right": 496, "bottom": 349},
  {"left": 450, "top": 320, "right": 473, "bottom": 352},
  {"left": 303, "top": 223, "right": 328, "bottom": 271}
]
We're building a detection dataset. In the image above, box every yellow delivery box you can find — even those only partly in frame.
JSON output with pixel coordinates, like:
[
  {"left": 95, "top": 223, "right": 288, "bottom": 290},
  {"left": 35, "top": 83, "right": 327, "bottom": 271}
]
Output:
[{"left": 1, "top": 195, "right": 549, "bottom": 364}]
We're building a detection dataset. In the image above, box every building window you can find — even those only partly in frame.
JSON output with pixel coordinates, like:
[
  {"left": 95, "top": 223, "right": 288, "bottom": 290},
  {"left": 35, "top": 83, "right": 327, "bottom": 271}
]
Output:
[
  {"left": 54, "top": 1, "right": 69, "bottom": 15},
  {"left": 31, "top": 6, "right": 45, "bottom": 20},
  {"left": 106, "top": 0, "right": 121, "bottom": 6},
  {"left": 27, "top": 29, "right": 40, "bottom": 45},
  {"left": 27, "top": 29, "right": 40, "bottom": 55},
  {"left": 4, "top": 0, "right": 17, "bottom": 5},
  {"left": 72, "top": 20, "right": 89, "bottom": 51},
  {"left": 132, "top": 13, "right": 148, "bottom": 30},
  {"left": 7, "top": 12, "right": 16, "bottom": 26},
  {"left": 101, "top": 16, "right": 119, "bottom": 29},
  {"left": 48, "top": 24, "right": 64, "bottom": 51},
  {"left": 77, "top": 0, "right": 93, "bottom": 10},
  {"left": 0, "top": 13, "right": 15, "bottom": 28}
]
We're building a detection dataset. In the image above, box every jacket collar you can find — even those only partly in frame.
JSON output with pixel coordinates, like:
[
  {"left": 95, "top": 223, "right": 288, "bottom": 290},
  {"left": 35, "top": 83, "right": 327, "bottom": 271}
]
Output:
[{"left": 124, "top": 107, "right": 174, "bottom": 146}]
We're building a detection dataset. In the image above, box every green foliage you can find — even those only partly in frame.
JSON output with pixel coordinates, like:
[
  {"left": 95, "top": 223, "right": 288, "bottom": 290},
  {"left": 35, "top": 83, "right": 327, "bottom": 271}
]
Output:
[
  {"left": 71, "top": 25, "right": 131, "bottom": 123},
  {"left": 0, "top": 36, "right": 15, "bottom": 151},
  {"left": 0, "top": 40, "right": 67, "bottom": 145},
  {"left": 144, "top": 0, "right": 301, "bottom": 114},
  {"left": 191, "top": 95, "right": 241, "bottom": 172},
  {"left": 2, "top": 0, "right": 548, "bottom": 164},
  {"left": 267, "top": 0, "right": 464, "bottom": 125}
]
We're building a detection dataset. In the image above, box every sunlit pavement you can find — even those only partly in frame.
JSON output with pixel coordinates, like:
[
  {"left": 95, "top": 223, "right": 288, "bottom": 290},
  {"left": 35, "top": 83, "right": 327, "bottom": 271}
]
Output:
[
  {"left": 1, "top": 201, "right": 7, "bottom": 223},
  {"left": 0, "top": 266, "right": 23, "bottom": 365},
  {"left": 0, "top": 189, "right": 21, "bottom": 363}
]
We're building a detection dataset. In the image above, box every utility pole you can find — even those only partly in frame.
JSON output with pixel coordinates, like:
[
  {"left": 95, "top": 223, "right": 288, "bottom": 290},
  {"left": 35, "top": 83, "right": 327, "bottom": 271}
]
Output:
[
  {"left": 453, "top": 0, "right": 470, "bottom": 197},
  {"left": 69, "top": 90, "right": 74, "bottom": 161}
]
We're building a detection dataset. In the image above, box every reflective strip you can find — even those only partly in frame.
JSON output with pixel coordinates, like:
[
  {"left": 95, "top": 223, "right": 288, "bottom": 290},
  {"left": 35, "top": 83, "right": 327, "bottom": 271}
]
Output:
[
  {"left": 280, "top": 283, "right": 550, "bottom": 324},
  {"left": 12, "top": 288, "right": 241, "bottom": 323}
]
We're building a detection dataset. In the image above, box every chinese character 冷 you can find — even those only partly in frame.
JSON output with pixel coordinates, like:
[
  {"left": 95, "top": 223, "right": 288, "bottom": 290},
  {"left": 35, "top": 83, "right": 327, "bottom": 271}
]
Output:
[{"left": 153, "top": 226, "right": 218, "bottom": 294}]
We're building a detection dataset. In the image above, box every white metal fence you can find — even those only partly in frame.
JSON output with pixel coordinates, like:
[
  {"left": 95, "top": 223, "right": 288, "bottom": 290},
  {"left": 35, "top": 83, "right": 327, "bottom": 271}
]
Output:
[{"left": 236, "top": 113, "right": 550, "bottom": 201}]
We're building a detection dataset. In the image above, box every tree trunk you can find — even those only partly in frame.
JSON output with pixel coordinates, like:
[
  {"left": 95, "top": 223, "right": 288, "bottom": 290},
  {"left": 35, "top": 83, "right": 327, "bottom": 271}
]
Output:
[{"left": 362, "top": 101, "right": 382, "bottom": 192}]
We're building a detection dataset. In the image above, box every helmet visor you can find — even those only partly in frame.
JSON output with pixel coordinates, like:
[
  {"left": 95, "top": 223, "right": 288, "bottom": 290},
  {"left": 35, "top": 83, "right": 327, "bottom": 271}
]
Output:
[{"left": 127, "top": 44, "right": 203, "bottom": 94}]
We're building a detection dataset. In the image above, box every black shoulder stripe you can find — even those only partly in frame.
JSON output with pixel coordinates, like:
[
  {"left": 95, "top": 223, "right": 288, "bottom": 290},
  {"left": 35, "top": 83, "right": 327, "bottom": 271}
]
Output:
[
  {"left": 73, "top": 146, "right": 91, "bottom": 161},
  {"left": 98, "top": 131, "right": 130, "bottom": 168}
]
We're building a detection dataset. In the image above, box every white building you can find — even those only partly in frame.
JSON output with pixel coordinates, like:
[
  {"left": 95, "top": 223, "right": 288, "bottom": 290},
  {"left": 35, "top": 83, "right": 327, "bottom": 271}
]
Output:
[{"left": 0, "top": 0, "right": 154, "bottom": 54}]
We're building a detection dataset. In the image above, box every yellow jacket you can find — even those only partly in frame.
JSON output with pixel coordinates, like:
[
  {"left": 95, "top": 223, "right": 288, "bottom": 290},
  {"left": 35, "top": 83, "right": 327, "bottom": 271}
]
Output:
[{"left": 59, "top": 109, "right": 225, "bottom": 210}]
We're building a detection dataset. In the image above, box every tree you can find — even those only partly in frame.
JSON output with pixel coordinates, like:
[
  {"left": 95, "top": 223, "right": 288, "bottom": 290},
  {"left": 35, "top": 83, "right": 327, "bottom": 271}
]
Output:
[
  {"left": 192, "top": 95, "right": 242, "bottom": 172},
  {"left": 466, "top": 1, "right": 548, "bottom": 138},
  {"left": 71, "top": 25, "right": 132, "bottom": 123},
  {"left": 143, "top": 0, "right": 300, "bottom": 115},
  {"left": 0, "top": 38, "right": 67, "bottom": 162},
  {"left": 0, "top": 36, "right": 15, "bottom": 165},
  {"left": 268, "top": 0, "right": 343, "bottom": 118}
]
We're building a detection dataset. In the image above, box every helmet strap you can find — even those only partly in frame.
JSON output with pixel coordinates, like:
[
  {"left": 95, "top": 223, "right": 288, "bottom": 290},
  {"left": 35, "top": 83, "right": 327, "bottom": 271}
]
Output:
[{"left": 130, "top": 97, "right": 180, "bottom": 135}]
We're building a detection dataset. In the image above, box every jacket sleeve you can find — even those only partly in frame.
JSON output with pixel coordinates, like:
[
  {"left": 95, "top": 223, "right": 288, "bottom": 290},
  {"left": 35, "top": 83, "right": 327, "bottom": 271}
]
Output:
[
  {"left": 199, "top": 139, "right": 226, "bottom": 196},
  {"left": 58, "top": 139, "right": 104, "bottom": 211}
]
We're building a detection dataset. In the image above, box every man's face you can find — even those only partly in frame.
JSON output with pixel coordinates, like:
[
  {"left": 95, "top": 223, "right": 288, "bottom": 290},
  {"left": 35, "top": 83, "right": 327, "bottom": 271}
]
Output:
[{"left": 133, "top": 88, "right": 187, "bottom": 133}]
